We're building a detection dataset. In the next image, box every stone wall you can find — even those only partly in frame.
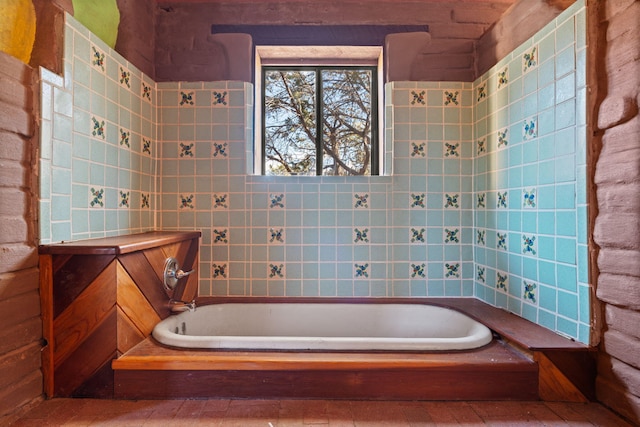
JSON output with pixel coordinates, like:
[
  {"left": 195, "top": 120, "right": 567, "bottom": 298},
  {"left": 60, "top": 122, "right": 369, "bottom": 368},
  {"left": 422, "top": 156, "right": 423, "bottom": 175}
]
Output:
[
  {"left": 0, "top": 52, "right": 42, "bottom": 424},
  {"left": 152, "top": 0, "right": 517, "bottom": 82},
  {"left": 115, "top": 0, "right": 156, "bottom": 78},
  {"left": 591, "top": 0, "right": 640, "bottom": 423},
  {"left": 475, "top": 0, "right": 575, "bottom": 76}
]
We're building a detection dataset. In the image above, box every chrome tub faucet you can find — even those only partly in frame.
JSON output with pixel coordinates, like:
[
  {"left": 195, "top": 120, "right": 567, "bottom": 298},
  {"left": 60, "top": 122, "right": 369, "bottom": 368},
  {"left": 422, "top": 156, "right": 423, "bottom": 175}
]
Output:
[{"left": 169, "top": 299, "right": 196, "bottom": 313}]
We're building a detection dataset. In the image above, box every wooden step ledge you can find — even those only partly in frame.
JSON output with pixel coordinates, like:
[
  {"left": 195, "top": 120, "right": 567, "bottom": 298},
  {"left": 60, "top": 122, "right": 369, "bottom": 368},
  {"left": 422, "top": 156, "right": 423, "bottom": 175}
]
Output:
[
  {"left": 113, "top": 339, "right": 538, "bottom": 401},
  {"left": 113, "top": 338, "right": 534, "bottom": 371}
]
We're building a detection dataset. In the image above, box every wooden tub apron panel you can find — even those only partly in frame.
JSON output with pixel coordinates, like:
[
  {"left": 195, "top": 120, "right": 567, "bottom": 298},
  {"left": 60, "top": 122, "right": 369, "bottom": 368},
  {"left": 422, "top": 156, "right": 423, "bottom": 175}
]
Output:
[{"left": 39, "top": 231, "right": 201, "bottom": 398}]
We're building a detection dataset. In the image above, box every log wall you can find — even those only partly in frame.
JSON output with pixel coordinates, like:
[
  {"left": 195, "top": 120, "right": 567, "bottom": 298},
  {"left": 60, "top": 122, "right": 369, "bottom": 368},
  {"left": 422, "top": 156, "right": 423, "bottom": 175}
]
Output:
[
  {"left": 0, "top": 52, "right": 42, "bottom": 423},
  {"left": 590, "top": 0, "right": 640, "bottom": 423}
]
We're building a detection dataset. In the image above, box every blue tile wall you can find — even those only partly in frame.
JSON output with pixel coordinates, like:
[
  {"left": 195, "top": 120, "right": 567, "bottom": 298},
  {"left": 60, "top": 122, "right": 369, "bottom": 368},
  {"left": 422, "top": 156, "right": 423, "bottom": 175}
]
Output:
[
  {"left": 157, "top": 81, "right": 475, "bottom": 298},
  {"left": 473, "top": 0, "right": 588, "bottom": 342},
  {"left": 41, "top": 2, "right": 588, "bottom": 343},
  {"left": 40, "top": 14, "right": 156, "bottom": 244}
]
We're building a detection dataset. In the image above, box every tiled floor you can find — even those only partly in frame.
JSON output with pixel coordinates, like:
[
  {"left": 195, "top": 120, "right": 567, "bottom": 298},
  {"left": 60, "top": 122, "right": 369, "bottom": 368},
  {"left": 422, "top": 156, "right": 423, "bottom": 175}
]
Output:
[{"left": 9, "top": 398, "right": 634, "bottom": 426}]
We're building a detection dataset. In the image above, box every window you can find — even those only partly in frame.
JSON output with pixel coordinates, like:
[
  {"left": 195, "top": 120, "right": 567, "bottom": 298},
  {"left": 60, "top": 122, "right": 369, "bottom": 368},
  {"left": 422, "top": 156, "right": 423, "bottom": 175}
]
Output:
[{"left": 261, "top": 66, "right": 378, "bottom": 176}]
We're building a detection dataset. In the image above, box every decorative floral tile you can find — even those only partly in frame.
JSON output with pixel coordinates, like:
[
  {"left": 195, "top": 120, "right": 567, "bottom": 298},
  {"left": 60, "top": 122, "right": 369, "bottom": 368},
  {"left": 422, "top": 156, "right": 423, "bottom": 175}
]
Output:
[
  {"left": 523, "top": 116, "right": 538, "bottom": 140},
  {"left": 141, "top": 82, "right": 152, "bottom": 102},
  {"left": 213, "top": 228, "right": 229, "bottom": 243},
  {"left": 179, "top": 91, "right": 195, "bottom": 106},
  {"left": 119, "top": 190, "right": 130, "bottom": 208},
  {"left": 142, "top": 138, "right": 152, "bottom": 155},
  {"left": 213, "top": 194, "right": 228, "bottom": 209},
  {"left": 476, "top": 83, "right": 487, "bottom": 102},
  {"left": 269, "top": 194, "right": 284, "bottom": 208},
  {"left": 444, "top": 90, "right": 459, "bottom": 106},
  {"left": 444, "top": 193, "right": 459, "bottom": 209},
  {"left": 496, "top": 271, "right": 508, "bottom": 291},
  {"left": 445, "top": 262, "right": 460, "bottom": 278},
  {"left": 410, "top": 90, "right": 425, "bottom": 105},
  {"left": 141, "top": 193, "right": 150, "bottom": 209},
  {"left": 411, "top": 263, "right": 426, "bottom": 278},
  {"left": 212, "top": 142, "right": 228, "bottom": 157},
  {"left": 477, "top": 138, "right": 486, "bottom": 155},
  {"left": 91, "top": 46, "right": 105, "bottom": 72},
  {"left": 120, "top": 128, "right": 130, "bottom": 148},
  {"left": 213, "top": 91, "right": 227, "bottom": 105},
  {"left": 119, "top": 66, "right": 131, "bottom": 89},
  {"left": 354, "top": 193, "right": 369, "bottom": 208},
  {"left": 444, "top": 228, "right": 459, "bottom": 244},
  {"left": 524, "top": 281, "right": 537, "bottom": 303},
  {"left": 212, "top": 263, "right": 227, "bottom": 279},
  {"left": 180, "top": 194, "right": 195, "bottom": 209},
  {"left": 411, "top": 193, "right": 426, "bottom": 208},
  {"left": 269, "top": 228, "right": 285, "bottom": 243},
  {"left": 354, "top": 228, "right": 369, "bottom": 243},
  {"left": 411, "top": 228, "right": 425, "bottom": 243},
  {"left": 411, "top": 142, "right": 425, "bottom": 157},
  {"left": 476, "top": 192, "right": 486, "bottom": 208},
  {"left": 523, "top": 188, "right": 536, "bottom": 208},
  {"left": 91, "top": 116, "right": 106, "bottom": 140},
  {"left": 497, "top": 67, "right": 509, "bottom": 89},
  {"left": 497, "top": 232, "right": 507, "bottom": 250},
  {"left": 444, "top": 142, "right": 460, "bottom": 157},
  {"left": 497, "top": 128, "right": 509, "bottom": 149},
  {"left": 522, "top": 234, "right": 537, "bottom": 255},
  {"left": 269, "top": 263, "right": 284, "bottom": 278},
  {"left": 354, "top": 263, "right": 369, "bottom": 278},
  {"left": 179, "top": 142, "right": 194, "bottom": 157},
  {"left": 523, "top": 46, "right": 538, "bottom": 73},
  {"left": 477, "top": 229, "right": 486, "bottom": 246},
  {"left": 497, "top": 191, "right": 508, "bottom": 208},
  {"left": 477, "top": 266, "right": 485, "bottom": 283},
  {"left": 89, "top": 187, "right": 104, "bottom": 208}
]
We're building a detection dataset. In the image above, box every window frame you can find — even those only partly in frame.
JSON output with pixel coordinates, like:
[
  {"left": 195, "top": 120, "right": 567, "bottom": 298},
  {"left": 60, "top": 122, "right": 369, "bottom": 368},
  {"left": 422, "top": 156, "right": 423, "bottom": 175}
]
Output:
[{"left": 260, "top": 65, "right": 379, "bottom": 176}]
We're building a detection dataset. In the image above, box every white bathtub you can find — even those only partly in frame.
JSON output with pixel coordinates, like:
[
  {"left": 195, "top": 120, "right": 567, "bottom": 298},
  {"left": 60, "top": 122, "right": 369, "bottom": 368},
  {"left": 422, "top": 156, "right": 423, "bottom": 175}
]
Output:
[{"left": 152, "top": 302, "right": 493, "bottom": 351}]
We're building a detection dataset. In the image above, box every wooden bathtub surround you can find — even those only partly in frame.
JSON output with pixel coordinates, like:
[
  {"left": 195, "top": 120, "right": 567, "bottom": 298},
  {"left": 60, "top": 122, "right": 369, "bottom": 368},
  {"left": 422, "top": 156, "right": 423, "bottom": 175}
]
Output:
[
  {"left": 113, "top": 297, "right": 596, "bottom": 402},
  {"left": 430, "top": 298, "right": 596, "bottom": 403},
  {"left": 113, "top": 339, "right": 539, "bottom": 401},
  {"left": 38, "top": 231, "right": 200, "bottom": 255},
  {"left": 39, "top": 231, "right": 201, "bottom": 398}
]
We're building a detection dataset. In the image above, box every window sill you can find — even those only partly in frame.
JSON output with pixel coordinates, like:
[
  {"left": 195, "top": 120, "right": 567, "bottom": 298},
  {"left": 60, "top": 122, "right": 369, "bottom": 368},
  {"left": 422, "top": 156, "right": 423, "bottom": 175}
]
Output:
[{"left": 246, "top": 175, "right": 393, "bottom": 184}]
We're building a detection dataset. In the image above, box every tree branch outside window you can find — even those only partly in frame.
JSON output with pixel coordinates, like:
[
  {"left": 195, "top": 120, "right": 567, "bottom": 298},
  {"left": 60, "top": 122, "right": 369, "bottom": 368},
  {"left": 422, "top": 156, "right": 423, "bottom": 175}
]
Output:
[{"left": 262, "top": 67, "right": 378, "bottom": 176}]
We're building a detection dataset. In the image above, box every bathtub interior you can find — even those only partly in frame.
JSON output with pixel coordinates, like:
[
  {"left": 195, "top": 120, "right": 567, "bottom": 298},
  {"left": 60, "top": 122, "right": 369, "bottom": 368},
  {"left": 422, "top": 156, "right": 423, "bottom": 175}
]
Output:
[{"left": 152, "top": 303, "right": 494, "bottom": 351}]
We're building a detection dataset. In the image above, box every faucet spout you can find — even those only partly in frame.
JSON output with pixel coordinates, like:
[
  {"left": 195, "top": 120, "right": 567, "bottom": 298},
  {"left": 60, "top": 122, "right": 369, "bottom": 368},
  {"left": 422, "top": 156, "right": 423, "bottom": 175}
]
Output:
[
  {"left": 169, "top": 299, "right": 196, "bottom": 313},
  {"left": 174, "top": 268, "right": 194, "bottom": 279}
]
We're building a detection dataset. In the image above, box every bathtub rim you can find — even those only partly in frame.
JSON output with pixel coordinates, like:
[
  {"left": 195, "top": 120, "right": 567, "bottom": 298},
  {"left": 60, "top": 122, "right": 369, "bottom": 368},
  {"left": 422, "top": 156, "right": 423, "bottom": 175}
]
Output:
[
  {"left": 153, "top": 297, "right": 495, "bottom": 351},
  {"left": 189, "top": 296, "right": 590, "bottom": 352}
]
